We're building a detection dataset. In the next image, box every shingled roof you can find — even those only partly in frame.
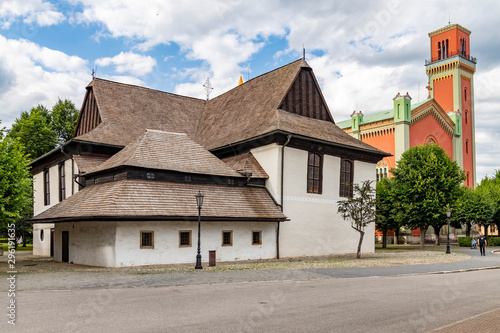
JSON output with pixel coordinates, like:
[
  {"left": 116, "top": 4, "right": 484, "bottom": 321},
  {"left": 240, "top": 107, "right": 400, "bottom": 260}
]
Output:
[
  {"left": 74, "top": 78, "right": 206, "bottom": 147},
  {"left": 87, "top": 129, "right": 242, "bottom": 178},
  {"left": 222, "top": 153, "right": 269, "bottom": 178},
  {"left": 196, "top": 59, "right": 386, "bottom": 155},
  {"left": 31, "top": 180, "right": 286, "bottom": 223}
]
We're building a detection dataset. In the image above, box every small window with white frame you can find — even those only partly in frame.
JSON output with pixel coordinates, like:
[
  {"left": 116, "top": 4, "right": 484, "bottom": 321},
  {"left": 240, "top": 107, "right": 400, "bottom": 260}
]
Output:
[{"left": 140, "top": 231, "right": 154, "bottom": 249}]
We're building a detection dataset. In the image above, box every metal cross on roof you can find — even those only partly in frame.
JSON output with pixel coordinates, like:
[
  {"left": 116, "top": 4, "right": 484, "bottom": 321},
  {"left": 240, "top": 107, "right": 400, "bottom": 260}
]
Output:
[{"left": 203, "top": 78, "right": 213, "bottom": 101}]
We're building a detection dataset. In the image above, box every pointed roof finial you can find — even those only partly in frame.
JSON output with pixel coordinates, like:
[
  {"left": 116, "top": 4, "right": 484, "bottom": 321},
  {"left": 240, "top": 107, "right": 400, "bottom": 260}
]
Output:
[
  {"left": 238, "top": 75, "right": 243, "bottom": 86},
  {"left": 302, "top": 44, "right": 305, "bottom": 60}
]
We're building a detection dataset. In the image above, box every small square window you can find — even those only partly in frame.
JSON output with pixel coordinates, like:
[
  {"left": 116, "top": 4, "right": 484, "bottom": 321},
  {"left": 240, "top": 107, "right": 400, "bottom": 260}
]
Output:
[
  {"left": 140, "top": 231, "right": 154, "bottom": 249},
  {"left": 252, "top": 231, "right": 262, "bottom": 245},
  {"left": 179, "top": 231, "right": 192, "bottom": 247},
  {"left": 222, "top": 231, "right": 232, "bottom": 246}
]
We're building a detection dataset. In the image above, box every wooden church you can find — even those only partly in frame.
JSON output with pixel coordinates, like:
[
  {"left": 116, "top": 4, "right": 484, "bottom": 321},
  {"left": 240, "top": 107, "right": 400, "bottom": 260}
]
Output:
[{"left": 30, "top": 58, "right": 388, "bottom": 267}]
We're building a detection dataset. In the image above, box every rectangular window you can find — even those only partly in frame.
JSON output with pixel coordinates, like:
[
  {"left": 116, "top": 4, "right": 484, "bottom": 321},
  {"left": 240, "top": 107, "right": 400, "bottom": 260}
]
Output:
[
  {"left": 179, "top": 231, "right": 192, "bottom": 247},
  {"left": 222, "top": 231, "right": 233, "bottom": 246},
  {"left": 252, "top": 231, "right": 262, "bottom": 245},
  {"left": 307, "top": 152, "right": 322, "bottom": 194},
  {"left": 43, "top": 169, "right": 50, "bottom": 206},
  {"left": 140, "top": 231, "right": 154, "bottom": 249},
  {"left": 340, "top": 159, "right": 353, "bottom": 197},
  {"left": 59, "top": 163, "right": 66, "bottom": 202}
]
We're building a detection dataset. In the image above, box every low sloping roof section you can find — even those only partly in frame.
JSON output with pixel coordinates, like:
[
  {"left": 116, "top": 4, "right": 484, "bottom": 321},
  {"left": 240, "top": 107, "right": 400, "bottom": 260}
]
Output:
[
  {"left": 31, "top": 180, "right": 287, "bottom": 223},
  {"left": 87, "top": 129, "right": 242, "bottom": 178}
]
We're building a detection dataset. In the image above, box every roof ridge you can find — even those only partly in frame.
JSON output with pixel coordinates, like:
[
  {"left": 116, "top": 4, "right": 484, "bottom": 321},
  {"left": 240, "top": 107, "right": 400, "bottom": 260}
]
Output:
[{"left": 89, "top": 78, "right": 206, "bottom": 102}]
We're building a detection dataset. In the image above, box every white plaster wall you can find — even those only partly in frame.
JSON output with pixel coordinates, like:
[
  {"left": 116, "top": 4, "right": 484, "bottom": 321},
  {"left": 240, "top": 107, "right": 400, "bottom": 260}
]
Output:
[
  {"left": 250, "top": 143, "right": 281, "bottom": 200},
  {"left": 114, "top": 221, "right": 276, "bottom": 267},
  {"left": 266, "top": 146, "right": 377, "bottom": 258},
  {"left": 53, "top": 222, "right": 117, "bottom": 267},
  {"left": 33, "top": 158, "right": 80, "bottom": 257},
  {"left": 32, "top": 224, "right": 53, "bottom": 256}
]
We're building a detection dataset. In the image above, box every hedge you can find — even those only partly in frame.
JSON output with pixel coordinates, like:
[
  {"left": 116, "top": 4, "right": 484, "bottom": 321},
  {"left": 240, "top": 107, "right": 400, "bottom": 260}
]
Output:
[
  {"left": 458, "top": 237, "right": 472, "bottom": 247},
  {"left": 458, "top": 236, "right": 500, "bottom": 247}
]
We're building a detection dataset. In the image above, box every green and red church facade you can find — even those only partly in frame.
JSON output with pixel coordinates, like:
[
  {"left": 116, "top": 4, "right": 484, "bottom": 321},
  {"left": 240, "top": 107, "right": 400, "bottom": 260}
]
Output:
[
  {"left": 338, "top": 23, "right": 476, "bottom": 188},
  {"left": 337, "top": 23, "right": 477, "bottom": 242}
]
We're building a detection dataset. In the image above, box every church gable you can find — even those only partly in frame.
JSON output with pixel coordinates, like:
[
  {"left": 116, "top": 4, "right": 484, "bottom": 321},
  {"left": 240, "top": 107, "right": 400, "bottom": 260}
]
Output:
[
  {"left": 74, "top": 86, "right": 101, "bottom": 137},
  {"left": 411, "top": 100, "right": 455, "bottom": 137},
  {"left": 279, "top": 67, "right": 333, "bottom": 122}
]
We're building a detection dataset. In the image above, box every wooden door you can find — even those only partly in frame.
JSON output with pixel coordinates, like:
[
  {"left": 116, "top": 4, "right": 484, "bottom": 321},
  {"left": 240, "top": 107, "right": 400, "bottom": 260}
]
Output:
[
  {"left": 50, "top": 229, "right": 54, "bottom": 257},
  {"left": 62, "top": 231, "right": 69, "bottom": 262}
]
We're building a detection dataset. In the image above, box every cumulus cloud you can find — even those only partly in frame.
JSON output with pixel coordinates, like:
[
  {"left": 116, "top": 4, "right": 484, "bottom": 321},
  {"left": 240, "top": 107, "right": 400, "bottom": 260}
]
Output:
[
  {"left": 0, "top": 0, "right": 65, "bottom": 29},
  {"left": 0, "top": 34, "right": 89, "bottom": 128},
  {"left": 95, "top": 52, "right": 157, "bottom": 77}
]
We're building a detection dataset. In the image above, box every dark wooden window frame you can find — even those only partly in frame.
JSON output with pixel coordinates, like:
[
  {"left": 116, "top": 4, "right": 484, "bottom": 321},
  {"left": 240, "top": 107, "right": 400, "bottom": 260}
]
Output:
[
  {"left": 43, "top": 169, "right": 50, "bottom": 206},
  {"left": 222, "top": 230, "right": 233, "bottom": 246},
  {"left": 179, "top": 230, "right": 192, "bottom": 247},
  {"left": 140, "top": 231, "right": 154, "bottom": 249},
  {"left": 252, "top": 231, "right": 262, "bottom": 245},
  {"left": 307, "top": 152, "right": 323, "bottom": 194},
  {"left": 59, "top": 163, "right": 66, "bottom": 202},
  {"left": 340, "top": 159, "right": 354, "bottom": 198}
]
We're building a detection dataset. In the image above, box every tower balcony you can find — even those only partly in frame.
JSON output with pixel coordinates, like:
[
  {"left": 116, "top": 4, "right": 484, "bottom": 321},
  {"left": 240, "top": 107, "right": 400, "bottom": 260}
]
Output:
[{"left": 425, "top": 51, "right": 477, "bottom": 66}]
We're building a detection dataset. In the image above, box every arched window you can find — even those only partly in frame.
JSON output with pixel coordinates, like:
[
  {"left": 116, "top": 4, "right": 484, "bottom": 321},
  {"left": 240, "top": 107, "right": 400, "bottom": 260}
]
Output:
[
  {"left": 465, "top": 140, "right": 469, "bottom": 154},
  {"left": 340, "top": 159, "right": 353, "bottom": 197},
  {"left": 466, "top": 172, "right": 470, "bottom": 187},
  {"left": 307, "top": 152, "right": 322, "bottom": 194},
  {"left": 464, "top": 87, "right": 467, "bottom": 101},
  {"left": 465, "top": 110, "right": 468, "bottom": 124}
]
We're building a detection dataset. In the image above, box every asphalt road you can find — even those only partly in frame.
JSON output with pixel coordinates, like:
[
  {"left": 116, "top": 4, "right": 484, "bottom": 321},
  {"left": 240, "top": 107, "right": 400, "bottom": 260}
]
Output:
[{"left": 5, "top": 268, "right": 500, "bottom": 333}]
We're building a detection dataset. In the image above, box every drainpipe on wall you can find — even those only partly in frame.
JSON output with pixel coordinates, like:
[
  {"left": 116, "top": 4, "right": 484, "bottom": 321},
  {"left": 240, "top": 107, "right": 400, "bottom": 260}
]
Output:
[{"left": 277, "top": 134, "right": 292, "bottom": 259}]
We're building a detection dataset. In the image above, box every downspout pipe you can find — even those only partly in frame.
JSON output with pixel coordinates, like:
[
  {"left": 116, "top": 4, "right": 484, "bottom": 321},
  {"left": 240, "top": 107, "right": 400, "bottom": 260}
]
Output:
[{"left": 277, "top": 134, "right": 292, "bottom": 259}]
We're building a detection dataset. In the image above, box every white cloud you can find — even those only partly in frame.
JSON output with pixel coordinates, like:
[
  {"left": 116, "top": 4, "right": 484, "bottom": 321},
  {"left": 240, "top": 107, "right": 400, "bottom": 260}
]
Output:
[
  {"left": 0, "top": 34, "right": 89, "bottom": 127},
  {"left": 95, "top": 52, "right": 157, "bottom": 77},
  {"left": 0, "top": 0, "right": 65, "bottom": 29}
]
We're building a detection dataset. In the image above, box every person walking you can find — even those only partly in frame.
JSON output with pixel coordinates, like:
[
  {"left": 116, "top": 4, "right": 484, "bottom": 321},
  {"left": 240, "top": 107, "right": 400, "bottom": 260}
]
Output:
[{"left": 478, "top": 234, "right": 487, "bottom": 256}]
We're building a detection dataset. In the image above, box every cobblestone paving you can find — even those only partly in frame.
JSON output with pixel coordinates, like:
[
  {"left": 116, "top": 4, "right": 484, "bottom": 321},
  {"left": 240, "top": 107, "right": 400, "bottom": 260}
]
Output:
[
  {"left": 1, "top": 246, "right": 498, "bottom": 292},
  {"left": 429, "top": 308, "right": 500, "bottom": 333}
]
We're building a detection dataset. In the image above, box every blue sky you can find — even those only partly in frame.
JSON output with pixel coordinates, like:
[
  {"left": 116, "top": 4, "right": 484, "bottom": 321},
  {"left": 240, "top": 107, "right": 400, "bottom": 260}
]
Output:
[{"left": 1, "top": 0, "right": 500, "bottom": 183}]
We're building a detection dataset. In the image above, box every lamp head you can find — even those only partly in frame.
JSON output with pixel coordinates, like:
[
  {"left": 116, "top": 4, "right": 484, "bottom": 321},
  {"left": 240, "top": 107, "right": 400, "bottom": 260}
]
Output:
[{"left": 195, "top": 190, "right": 204, "bottom": 207}]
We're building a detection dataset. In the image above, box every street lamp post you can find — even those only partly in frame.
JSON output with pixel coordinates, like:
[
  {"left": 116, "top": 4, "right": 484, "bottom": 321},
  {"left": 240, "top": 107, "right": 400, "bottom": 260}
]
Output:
[
  {"left": 446, "top": 208, "right": 451, "bottom": 254},
  {"left": 195, "top": 191, "right": 204, "bottom": 269}
]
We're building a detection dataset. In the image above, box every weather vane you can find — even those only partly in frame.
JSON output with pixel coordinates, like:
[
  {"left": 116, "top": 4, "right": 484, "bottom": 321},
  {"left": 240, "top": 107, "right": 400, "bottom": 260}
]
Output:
[{"left": 203, "top": 77, "right": 213, "bottom": 101}]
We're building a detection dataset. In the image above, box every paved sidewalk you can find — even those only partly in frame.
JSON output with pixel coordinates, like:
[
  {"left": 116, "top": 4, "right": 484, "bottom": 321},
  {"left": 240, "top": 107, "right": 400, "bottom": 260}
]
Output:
[
  {"left": 8, "top": 246, "right": 500, "bottom": 292},
  {"left": 430, "top": 307, "right": 500, "bottom": 333}
]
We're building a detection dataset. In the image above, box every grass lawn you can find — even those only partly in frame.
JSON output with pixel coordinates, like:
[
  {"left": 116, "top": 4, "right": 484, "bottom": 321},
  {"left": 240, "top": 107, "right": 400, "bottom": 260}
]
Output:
[{"left": 1, "top": 243, "right": 33, "bottom": 251}]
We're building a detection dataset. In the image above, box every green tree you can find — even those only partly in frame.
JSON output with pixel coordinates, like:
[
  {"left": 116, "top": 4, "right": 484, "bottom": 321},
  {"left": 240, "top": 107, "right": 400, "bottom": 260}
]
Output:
[
  {"left": 391, "top": 144, "right": 465, "bottom": 248},
  {"left": 475, "top": 172, "right": 500, "bottom": 239},
  {"left": 0, "top": 123, "right": 33, "bottom": 233},
  {"left": 51, "top": 98, "right": 79, "bottom": 144},
  {"left": 376, "top": 177, "right": 401, "bottom": 248},
  {"left": 7, "top": 105, "right": 57, "bottom": 160},
  {"left": 452, "top": 186, "right": 494, "bottom": 237},
  {"left": 338, "top": 180, "right": 376, "bottom": 259}
]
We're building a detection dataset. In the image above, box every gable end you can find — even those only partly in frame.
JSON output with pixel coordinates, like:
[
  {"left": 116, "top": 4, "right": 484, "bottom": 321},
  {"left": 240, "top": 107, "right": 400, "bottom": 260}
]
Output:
[
  {"left": 74, "top": 87, "right": 102, "bottom": 137},
  {"left": 279, "top": 68, "right": 333, "bottom": 122}
]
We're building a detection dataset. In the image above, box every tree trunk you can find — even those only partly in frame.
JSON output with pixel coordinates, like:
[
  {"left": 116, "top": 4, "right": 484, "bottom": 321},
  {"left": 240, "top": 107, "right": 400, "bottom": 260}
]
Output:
[
  {"left": 22, "top": 230, "right": 27, "bottom": 247},
  {"left": 485, "top": 225, "right": 489, "bottom": 244},
  {"left": 434, "top": 225, "right": 442, "bottom": 246},
  {"left": 466, "top": 222, "right": 471, "bottom": 237},
  {"left": 420, "top": 227, "right": 426, "bottom": 248},
  {"left": 394, "top": 228, "right": 400, "bottom": 245},
  {"left": 357, "top": 231, "right": 365, "bottom": 259},
  {"left": 496, "top": 222, "right": 500, "bottom": 236},
  {"left": 382, "top": 229, "right": 387, "bottom": 248}
]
